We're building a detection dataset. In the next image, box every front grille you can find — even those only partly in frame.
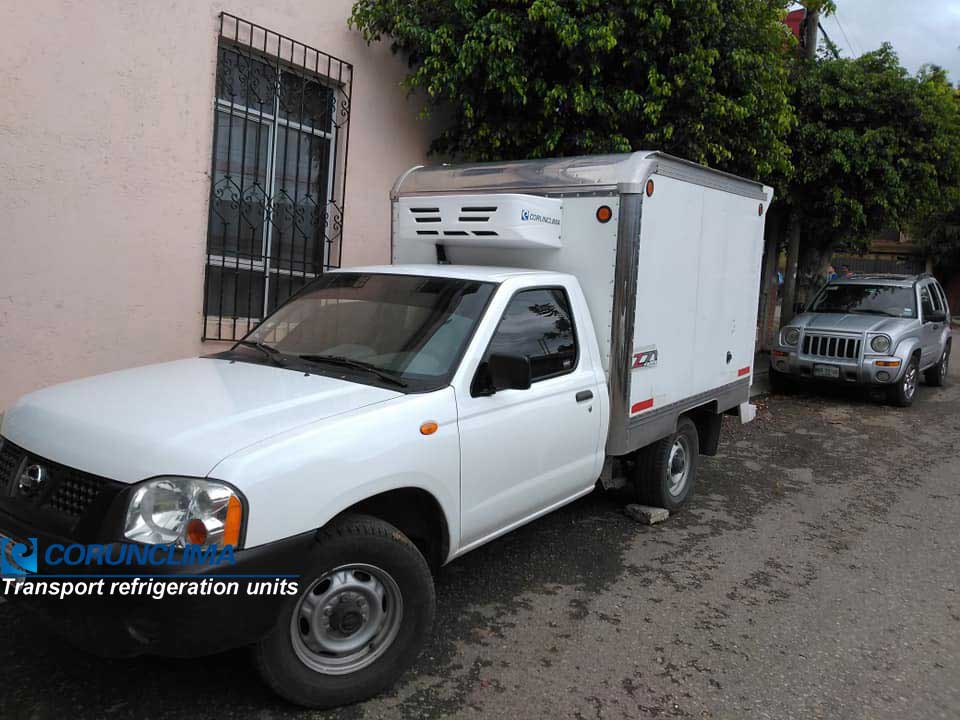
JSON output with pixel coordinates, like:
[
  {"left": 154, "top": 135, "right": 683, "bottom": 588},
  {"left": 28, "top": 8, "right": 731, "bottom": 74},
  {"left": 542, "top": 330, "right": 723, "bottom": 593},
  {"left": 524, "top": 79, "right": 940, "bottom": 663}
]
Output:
[
  {"left": 0, "top": 442, "right": 22, "bottom": 494},
  {"left": 0, "top": 438, "right": 109, "bottom": 519},
  {"left": 802, "top": 333, "right": 861, "bottom": 360},
  {"left": 46, "top": 471, "right": 104, "bottom": 517}
]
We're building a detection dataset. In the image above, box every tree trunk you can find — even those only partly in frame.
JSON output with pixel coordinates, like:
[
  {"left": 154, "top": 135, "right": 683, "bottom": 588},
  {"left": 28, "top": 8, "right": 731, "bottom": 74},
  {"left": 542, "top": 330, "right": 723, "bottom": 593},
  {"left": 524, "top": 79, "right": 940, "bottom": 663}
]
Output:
[
  {"left": 781, "top": 214, "right": 802, "bottom": 326},
  {"left": 757, "top": 211, "right": 782, "bottom": 350}
]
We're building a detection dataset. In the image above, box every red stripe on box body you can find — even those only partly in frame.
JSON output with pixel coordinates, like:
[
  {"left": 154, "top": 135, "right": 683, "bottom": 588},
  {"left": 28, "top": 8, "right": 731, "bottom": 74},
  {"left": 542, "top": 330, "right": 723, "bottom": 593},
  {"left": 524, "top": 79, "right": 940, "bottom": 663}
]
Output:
[{"left": 631, "top": 398, "right": 654, "bottom": 414}]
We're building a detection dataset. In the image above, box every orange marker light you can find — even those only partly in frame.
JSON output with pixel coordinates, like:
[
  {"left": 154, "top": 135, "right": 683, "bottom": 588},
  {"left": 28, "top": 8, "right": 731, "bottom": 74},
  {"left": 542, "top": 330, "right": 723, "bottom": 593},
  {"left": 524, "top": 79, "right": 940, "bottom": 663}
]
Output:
[
  {"left": 186, "top": 518, "right": 209, "bottom": 545},
  {"left": 596, "top": 205, "right": 613, "bottom": 223},
  {"left": 223, "top": 495, "right": 243, "bottom": 547},
  {"left": 645, "top": 179, "right": 655, "bottom": 197},
  {"left": 420, "top": 421, "right": 439, "bottom": 435},
  {"left": 875, "top": 360, "right": 901, "bottom": 368}
]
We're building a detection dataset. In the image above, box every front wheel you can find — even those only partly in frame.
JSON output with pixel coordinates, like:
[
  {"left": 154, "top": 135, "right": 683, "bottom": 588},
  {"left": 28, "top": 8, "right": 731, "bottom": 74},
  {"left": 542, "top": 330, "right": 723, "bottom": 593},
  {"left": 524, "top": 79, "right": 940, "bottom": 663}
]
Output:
[
  {"left": 631, "top": 417, "right": 700, "bottom": 511},
  {"left": 888, "top": 357, "right": 920, "bottom": 407},
  {"left": 254, "top": 514, "right": 435, "bottom": 708}
]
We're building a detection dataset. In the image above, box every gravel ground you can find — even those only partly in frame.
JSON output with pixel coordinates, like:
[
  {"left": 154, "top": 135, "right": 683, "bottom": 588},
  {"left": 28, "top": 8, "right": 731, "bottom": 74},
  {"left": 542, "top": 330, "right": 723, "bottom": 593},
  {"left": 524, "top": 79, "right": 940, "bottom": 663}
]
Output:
[{"left": 2, "top": 363, "right": 958, "bottom": 720}]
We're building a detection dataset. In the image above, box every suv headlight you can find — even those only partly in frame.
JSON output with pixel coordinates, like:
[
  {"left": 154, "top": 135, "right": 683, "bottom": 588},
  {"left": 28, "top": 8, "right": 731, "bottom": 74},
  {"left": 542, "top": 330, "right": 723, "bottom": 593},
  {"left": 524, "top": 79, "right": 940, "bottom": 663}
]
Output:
[
  {"left": 870, "top": 335, "right": 892, "bottom": 354},
  {"left": 782, "top": 327, "right": 801, "bottom": 346},
  {"left": 124, "top": 477, "right": 244, "bottom": 548}
]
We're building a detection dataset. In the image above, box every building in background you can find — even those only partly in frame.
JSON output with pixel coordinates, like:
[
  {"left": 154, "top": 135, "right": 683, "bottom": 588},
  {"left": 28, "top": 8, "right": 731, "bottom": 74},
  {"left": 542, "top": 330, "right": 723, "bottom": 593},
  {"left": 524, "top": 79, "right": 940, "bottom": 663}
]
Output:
[
  {"left": 832, "top": 229, "right": 930, "bottom": 276},
  {"left": 0, "top": 2, "right": 437, "bottom": 409}
]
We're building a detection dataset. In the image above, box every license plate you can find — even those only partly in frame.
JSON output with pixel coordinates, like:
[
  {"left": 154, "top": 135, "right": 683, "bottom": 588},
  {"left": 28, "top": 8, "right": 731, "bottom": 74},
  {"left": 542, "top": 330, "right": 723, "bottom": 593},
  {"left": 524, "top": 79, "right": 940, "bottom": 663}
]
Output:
[{"left": 813, "top": 364, "right": 840, "bottom": 379}]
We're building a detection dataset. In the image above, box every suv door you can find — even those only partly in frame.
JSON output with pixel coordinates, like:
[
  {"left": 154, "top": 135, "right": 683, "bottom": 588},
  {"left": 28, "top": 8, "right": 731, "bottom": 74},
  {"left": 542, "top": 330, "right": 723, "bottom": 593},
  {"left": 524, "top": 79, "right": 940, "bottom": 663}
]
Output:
[
  {"left": 919, "top": 282, "right": 945, "bottom": 368},
  {"left": 455, "top": 285, "right": 603, "bottom": 549}
]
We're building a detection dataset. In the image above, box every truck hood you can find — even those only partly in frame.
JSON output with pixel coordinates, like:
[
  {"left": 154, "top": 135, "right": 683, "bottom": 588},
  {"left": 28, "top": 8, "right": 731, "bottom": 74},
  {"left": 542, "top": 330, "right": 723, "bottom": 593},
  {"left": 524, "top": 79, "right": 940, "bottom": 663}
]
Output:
[
  {"left": 791, "top": 313, "right": 912, "bottom": 335},
  {"left": 1, "top": 358, "right": 402, "bottom": 483}
]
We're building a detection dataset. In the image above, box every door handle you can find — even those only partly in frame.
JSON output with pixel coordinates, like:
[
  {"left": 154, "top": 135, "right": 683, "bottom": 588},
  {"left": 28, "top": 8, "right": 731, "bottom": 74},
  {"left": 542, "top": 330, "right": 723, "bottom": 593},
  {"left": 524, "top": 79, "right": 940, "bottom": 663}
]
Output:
[{"left": 575, "top": 390, "right": 594, "bottom": 403}]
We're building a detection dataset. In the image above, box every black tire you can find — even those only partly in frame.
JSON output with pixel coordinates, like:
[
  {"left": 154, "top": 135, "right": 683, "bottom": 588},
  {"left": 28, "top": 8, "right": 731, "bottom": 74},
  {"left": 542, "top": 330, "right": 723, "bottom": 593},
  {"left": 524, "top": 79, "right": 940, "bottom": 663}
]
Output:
[
  {"left": 632, "top": 417, "right": 699, "bottom": 511},
  {"left": 924, "top": 343, "right": 950, "bottom": 387},
  {"left": 888, "top": 356, "right": 920, "bottom": 407},
  {"left": 254, "top": 514, "right": 435, "bottom": 709}
]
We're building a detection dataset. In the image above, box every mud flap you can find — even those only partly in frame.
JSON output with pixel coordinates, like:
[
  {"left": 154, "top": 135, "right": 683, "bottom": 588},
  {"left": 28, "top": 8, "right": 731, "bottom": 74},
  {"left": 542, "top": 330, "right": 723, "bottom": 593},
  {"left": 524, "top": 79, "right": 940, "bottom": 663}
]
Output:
[{"left": 739, "top": 401, "right": 757, "bottom": 424}]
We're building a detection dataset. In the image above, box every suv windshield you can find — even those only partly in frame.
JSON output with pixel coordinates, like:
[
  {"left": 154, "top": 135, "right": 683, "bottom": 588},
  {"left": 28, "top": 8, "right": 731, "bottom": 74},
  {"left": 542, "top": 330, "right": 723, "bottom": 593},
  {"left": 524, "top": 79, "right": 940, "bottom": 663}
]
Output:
[
  {"left": 243, "top": 273, "right": 495, "bottom": 391},
  {"left": 808, "top": 283, "right": 917, "bottom": 318}
]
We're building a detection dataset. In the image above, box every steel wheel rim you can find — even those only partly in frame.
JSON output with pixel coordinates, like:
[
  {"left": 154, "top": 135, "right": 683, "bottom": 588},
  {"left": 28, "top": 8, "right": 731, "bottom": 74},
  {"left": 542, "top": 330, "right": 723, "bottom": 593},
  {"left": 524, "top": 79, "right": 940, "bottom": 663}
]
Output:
[
  {"left": 904, "top": 365, "right": 918, "bottom": 400},
  {"left": 667, "top": 436, "right": 690, "bottom": 498},
  {"left": 290, "top": 563, "right": 404, "bottom": 675}
]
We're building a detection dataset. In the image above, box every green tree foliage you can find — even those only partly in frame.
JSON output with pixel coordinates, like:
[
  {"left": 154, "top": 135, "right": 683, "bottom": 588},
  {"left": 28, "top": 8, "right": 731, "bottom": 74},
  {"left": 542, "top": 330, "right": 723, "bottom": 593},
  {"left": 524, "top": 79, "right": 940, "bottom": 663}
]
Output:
[
  {"left": 349, "top": 0, "right": 795, "bottom": 180},
  {"left": 786, "top": 46, "right": 960, "bottom": 254}
]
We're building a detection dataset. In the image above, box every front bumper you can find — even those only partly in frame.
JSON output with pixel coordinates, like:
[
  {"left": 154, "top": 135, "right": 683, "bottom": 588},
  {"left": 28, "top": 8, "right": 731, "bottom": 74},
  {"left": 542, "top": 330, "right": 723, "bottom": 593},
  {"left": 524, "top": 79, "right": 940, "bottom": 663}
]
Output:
[
  {"left": 0, "top": 507, "right": 315, "bottom": 657},
  {"left": 770, "top": 345, "right": 908, "bottom": 386}
]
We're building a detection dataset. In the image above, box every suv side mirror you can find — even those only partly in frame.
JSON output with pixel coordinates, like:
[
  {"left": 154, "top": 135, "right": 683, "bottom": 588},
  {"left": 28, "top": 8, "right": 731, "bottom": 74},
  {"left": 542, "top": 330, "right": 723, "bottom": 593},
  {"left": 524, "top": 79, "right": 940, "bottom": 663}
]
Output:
[
  {"left": 480, "top": 353, "right": 532, "bottom": 394},
  {"left": 926, "top": 310, "right": 946, "bottom": 324}
]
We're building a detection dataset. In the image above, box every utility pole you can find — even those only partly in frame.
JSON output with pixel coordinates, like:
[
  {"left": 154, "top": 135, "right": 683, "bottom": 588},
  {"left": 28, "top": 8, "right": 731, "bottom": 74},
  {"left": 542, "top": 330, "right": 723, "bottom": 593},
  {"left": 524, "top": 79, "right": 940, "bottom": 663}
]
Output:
[{"left": 781, "top": 6, "right": 819, "bottom": 326}]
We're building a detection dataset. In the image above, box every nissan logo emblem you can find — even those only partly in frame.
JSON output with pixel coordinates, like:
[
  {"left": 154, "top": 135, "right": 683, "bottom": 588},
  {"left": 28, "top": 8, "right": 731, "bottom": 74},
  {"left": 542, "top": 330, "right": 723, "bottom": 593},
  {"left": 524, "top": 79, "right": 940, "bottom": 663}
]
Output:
[{"left": 18, "top": 464, "right": 48, "bottom": 497}]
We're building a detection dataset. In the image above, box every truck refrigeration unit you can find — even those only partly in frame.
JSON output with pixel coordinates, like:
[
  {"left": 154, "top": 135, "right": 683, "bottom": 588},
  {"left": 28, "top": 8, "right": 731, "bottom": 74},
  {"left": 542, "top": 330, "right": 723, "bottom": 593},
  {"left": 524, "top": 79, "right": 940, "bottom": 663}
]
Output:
[{"left": 0, "top": 152, "right": 771, "bottom": 707}]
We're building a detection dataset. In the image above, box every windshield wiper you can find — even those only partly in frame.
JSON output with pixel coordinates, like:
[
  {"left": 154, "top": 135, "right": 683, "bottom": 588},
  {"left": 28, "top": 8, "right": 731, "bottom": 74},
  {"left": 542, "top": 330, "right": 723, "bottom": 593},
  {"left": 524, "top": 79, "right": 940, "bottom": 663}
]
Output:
[
  {"left": 233, "top": 340, "right": 286, "bottom": 367},
  {"left": 298, "top": 354, "right": 408, "bottom": 388}
]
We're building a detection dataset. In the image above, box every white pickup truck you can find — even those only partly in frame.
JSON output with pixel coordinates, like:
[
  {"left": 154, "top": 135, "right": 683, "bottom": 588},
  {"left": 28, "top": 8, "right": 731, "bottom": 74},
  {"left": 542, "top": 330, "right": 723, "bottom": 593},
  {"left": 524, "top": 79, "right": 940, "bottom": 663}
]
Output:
[{"left": 0, "top": 152, "right": 771, "bottom": 707}]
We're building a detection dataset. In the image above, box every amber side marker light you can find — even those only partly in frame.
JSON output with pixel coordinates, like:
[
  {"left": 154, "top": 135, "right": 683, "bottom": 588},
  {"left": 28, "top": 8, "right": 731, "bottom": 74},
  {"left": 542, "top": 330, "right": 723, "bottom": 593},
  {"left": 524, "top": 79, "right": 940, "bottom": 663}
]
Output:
[
  {"left": 186, "top": 518, "right": 208, "bottom": 545},
  {"left": 645, "top": 179, "right": 655, "bottom": 197},
  {"left": 596, "top": 205, "right": 613, "bottom": 223},
  {"left": 223, "top": 495, "right": 243, "bottom": 547},
  {"left": 420, "top": 421, "right": 439, "bottom": 435},
  {"left": 875, "top": 360, "right": 902, "bottom": 368}
]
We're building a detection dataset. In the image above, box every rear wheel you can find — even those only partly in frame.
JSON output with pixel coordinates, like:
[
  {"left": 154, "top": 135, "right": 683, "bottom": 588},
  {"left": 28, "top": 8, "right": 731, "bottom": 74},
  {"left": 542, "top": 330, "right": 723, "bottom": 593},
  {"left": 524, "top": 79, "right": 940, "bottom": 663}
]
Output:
[
  {"left": 924, "top": 344, "right": 950, "bottom": 387},
  {"left": 254, "top": 514, "right": 435, "bottom": 708},
  {"left": 888, "top": 356, "right": 920, "bottom": 407},
  {"left": 632, "top": 417, "right": 699, "bottom": 510}
]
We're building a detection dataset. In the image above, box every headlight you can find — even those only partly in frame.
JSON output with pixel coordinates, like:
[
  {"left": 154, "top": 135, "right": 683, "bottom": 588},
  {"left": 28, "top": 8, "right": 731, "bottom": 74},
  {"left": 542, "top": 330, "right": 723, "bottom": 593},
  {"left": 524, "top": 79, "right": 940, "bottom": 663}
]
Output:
[
  {"left": 870, "top": 335, "right": 892, "bottom": 354},
  {"left": 124, "top": 477, "right": 244, "bottom": 548},
  {"left": 782, "top": 327, "right": 801, "bottom": 346}
]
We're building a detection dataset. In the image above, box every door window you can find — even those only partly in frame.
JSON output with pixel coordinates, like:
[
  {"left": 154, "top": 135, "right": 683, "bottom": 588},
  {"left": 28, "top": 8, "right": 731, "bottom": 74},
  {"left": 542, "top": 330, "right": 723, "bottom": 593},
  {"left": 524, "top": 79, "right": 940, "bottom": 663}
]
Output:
[
  {"left": 483, "top": 288, "right": 578, "bottom": 383},
  {"left": 920, "top": 285, "right": 936, "bottom": 319},
  {"left": 929, "top": 283, "right": 945, "bottom": 313}
]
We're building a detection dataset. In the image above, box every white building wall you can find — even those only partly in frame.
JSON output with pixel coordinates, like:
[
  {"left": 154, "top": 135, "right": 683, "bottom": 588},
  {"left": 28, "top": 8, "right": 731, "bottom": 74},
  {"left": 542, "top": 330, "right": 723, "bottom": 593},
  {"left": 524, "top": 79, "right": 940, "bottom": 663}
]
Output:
[{"left": 0, "top": 0, "right": 435, "bottom": 409}]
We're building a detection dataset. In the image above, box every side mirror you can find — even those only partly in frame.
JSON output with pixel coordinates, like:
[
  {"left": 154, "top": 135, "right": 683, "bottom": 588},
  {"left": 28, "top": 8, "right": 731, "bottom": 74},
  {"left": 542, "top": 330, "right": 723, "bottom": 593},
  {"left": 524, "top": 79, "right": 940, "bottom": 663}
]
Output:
[
  {"left": 926, "top": 310, "right": 946, "bottom": 324},
  {"left": 483, "top": 353, "right": 532, "bottom": 394}
]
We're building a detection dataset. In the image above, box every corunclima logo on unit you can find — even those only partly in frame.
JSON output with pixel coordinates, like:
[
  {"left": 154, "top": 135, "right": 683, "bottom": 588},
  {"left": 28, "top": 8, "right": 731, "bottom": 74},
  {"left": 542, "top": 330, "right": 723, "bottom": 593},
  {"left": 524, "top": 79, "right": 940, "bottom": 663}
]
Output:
[{"left": 520, "top": 209, "right": 561, "bottom": 225}]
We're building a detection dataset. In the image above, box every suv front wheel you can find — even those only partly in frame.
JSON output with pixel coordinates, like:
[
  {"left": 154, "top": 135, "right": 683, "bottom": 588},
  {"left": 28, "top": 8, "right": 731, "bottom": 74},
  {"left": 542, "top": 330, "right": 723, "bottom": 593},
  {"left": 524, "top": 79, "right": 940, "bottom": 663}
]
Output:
[
  {"left": 888, "top": 357, "right": 920, "bottom": 407},
  {"left": 254, "top": 514, "right": 436, "bottom": 708}
]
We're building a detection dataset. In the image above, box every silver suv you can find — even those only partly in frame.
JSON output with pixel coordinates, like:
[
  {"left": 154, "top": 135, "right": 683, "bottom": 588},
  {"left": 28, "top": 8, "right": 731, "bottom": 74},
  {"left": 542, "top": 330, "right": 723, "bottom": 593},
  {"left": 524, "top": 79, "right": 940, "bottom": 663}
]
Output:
[{"left": 771, "top": 273, "right": 952, "bottom": 406}]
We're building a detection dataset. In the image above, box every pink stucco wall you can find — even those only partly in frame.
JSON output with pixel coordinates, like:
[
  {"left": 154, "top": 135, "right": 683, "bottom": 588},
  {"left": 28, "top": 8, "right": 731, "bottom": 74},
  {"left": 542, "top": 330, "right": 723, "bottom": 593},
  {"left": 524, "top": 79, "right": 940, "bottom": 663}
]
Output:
[{"left": 0, "top": 0, "right": 437, "bottom": 409}]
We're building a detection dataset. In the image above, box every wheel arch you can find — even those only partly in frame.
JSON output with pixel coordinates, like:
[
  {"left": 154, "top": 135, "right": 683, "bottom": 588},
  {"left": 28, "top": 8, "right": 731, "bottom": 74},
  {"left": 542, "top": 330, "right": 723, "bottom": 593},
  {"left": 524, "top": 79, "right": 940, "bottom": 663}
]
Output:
[
  {"left": 333, "top": 487, "right": 451, "bottom": 573},
  {"left": 681, "top": 402, "right": 722, "bottom": 456}
]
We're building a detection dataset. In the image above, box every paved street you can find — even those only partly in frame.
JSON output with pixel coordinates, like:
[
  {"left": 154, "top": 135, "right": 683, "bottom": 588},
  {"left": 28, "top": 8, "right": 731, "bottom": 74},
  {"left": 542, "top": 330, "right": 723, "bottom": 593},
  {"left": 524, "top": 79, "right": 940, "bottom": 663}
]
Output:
[{"left": 3, "top": 363, "right": 959, "bottom": 720}]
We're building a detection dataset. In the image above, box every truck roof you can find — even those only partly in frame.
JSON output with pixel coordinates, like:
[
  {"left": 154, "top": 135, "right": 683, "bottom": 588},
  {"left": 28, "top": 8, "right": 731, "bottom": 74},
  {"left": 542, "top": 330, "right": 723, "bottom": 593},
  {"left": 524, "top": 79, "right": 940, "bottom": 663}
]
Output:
[
  {"left": 332, "top": 264, "right": 559, "bottom": 283},
  {"left": 392, "top": 151, "right": 770, "bottom": 201}
]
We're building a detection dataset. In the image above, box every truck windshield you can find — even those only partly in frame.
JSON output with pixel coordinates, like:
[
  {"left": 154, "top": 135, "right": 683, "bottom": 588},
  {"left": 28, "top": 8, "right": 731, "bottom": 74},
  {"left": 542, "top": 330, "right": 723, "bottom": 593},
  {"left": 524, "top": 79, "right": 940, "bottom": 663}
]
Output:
[
  {"left": 243, "top": 273, "right": 496, "bottom": 391},
  {"left": 808, "top": 283, "right": 917, "bottom": 318}
]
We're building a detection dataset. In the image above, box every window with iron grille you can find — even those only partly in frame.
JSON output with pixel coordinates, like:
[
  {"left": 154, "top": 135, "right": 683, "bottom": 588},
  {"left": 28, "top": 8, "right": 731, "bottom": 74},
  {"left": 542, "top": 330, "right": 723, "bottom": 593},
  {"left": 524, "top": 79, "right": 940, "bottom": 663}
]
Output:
[{"left": 203, "top": 13, "right": 352, "bottom": 341}]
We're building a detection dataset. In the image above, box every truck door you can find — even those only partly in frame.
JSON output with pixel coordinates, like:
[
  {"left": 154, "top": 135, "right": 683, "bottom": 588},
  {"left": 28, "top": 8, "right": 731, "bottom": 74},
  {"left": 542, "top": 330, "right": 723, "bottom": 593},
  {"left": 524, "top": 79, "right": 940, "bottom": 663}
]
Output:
[{"left": 455, "top": 285, "right": 604, "bottom": 549}]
